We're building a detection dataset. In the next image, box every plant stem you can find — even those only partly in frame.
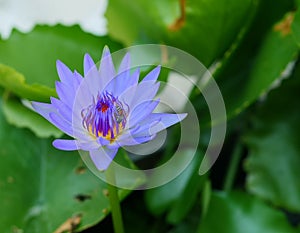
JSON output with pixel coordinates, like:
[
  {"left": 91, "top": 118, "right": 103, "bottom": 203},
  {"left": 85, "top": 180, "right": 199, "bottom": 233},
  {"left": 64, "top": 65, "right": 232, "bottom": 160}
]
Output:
[
  {"left": 223, "top": 142, "right": 243, "bottom": 193},
  {"left": 106, "top": 165, "right": 125, "bottom": 233}
]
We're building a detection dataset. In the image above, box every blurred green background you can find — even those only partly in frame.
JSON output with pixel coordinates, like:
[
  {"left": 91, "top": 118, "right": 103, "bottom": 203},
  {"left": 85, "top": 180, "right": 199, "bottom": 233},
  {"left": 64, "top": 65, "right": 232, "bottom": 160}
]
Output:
[{"left": 0, "top": 0, "right": 300, "bottom": 232}]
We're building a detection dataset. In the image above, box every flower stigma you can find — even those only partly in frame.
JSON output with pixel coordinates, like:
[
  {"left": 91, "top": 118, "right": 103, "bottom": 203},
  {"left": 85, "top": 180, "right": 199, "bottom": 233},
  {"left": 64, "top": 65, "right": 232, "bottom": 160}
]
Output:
[{"left": 81, "top": 91, "right": 128, "bottom": 142}]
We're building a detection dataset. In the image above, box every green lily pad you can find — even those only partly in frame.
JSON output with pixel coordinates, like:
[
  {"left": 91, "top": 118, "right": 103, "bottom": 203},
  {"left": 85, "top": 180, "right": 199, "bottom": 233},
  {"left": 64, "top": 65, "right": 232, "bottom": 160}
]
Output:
[
  {"left": 106, "top": 0, "right": 256, "bottom": 66},
  {"left": 145, "top": 150, "right": 205, "bottom": 219},
  {"left": 292, "top": 0, "right": 300, "bottom": 46},
  {"left": 200, "top": 191, "right": 297, "bottom": 233},
  {"left": 0, "top": 25, "right": 122, "bottom": 101},
  {"left": 0, "top": 64, "right": 56, "bottom": 102},
  {"left": 201, "top": 2, "right": 299, "bottom": 123},
  {"left": 0, "top": 97, "right": 137, "bottom": 233},
  {"left": 2, "top": 93, "right": 62, "bottom": 138},
  {"left": 244, "top": 65, "right": 300, "bottom": 212}
]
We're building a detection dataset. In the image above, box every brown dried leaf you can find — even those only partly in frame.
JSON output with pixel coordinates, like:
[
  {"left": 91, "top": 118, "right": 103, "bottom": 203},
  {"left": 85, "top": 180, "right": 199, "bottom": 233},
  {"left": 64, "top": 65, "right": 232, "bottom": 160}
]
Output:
[
  {"left": 274, "top": 12, "right": 295, "bottom": 36},
  {"left": 168, "top": 0, "right": 186, "bottom": 31},
  {"left": 54, "top": 215, "right": 82, "bottom": 233}
]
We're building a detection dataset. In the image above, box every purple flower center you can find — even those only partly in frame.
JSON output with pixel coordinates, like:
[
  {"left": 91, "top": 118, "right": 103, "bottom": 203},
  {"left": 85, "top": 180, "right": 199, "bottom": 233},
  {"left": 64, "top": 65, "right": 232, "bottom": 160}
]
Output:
[{"left": 81, "top": 91, "right": 128, "bottom": 140}]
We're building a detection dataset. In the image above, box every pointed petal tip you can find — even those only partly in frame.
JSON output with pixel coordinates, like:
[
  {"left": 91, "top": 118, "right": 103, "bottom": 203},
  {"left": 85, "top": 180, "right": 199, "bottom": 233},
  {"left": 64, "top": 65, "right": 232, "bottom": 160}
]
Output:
[
  {"left": 89, "top": 147, "right": 118, "bottom": 171},
  {"left": 31, "top": 101, "right": 39, "bottom": 111},
  {"left": 53, "top": 139, "right": 78, "bottom": 151},
  {"left": 54, "top": 80, "right": 60, "bottom": 86},
  {"left": 49, "top": 96, "right": 57, "bottom": 103},
  {"left": 118, "top": 52, "right": 131, "bottom": 73},
  {"left": 122, "top": 52, "right": 131, "bottom": 63},
  {"left": 99, "top": 46, "right": 116, "bottom": 83},
  {"left": 161, "top": 112, "right": 188, "bottom": 123},
  {"left": 84, "top": 53, "right": 94, "bottom": 64},
  {"left": 143, "top": 65, "right": 161, "bottom": 82},
  {"left": 56, "top": 59, "right": 63, "bottom": 67},
  {"left": 124, "top": 52, "right": 130, "bottom": 59},
  {"left": 56, "top": 60, "right": 77, "bottom": 87},
  {"left": 84, "top": 53, "right": 92, "bottom": 59},
  {"left": 134, "top": 112, "right": 188, "bottom": 137},
  {"left": 31, "top": 101, "right": 53, "bottom": 118},
  {"left": 84, "top": 53, "right": 96, "bottom": 76},
  {"left": 180, "top": 113, "right": 188, "bottom": 120},
  {"left": 56, "top": 60, "right": 69, "bottom": 74},
  {"left": 31, "top": 101, "right": 42, "bottom": 114},
  {"left": 102, "top": 45, "right": 111, "bottom": 57},
  {"left": 135, "top": 67, "right": 141, "bottom": 73}
]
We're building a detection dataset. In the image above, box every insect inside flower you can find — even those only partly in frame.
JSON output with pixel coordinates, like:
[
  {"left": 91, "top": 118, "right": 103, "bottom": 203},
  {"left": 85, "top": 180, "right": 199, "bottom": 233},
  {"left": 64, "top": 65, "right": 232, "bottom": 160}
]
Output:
[
  {"left": 81, "top": 91, "right": 128, "bottom": 141},
  {"left": 32, "top": 46, "right": 187, "bottom": 171}
]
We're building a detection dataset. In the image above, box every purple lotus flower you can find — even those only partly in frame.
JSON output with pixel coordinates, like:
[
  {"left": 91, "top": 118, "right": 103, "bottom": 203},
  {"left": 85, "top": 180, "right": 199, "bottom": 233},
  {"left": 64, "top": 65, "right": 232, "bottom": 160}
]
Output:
[{"left": 32, "top": 47, "right": 187, "bottom": 171}]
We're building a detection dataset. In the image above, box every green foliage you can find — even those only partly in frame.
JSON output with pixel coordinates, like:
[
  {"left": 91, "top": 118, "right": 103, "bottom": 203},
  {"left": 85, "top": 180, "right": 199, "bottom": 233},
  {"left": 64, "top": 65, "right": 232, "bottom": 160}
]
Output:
[
  {"left": 292, "top": 0, "right": 300, "bottom": 46},
  {"left": 1, "top": 0, "right": 300, "bottom": 232},
  {"left": 145, "top": 150, "right": 205, "bottom": 222},
  {"left": 208, "top": 1, "right": 298, "bottom": 120},
  {"left": 2, "top": 94, "right": 62, "bottom": 138},
  {"left": 0, "top": 25, "right": 122, "bottom": 138},
  {"left": 0, "top": 25, "right": 122, "bottom": 101},
  {"left": 200, "top": 191, "right": 297, "bottom": 233},
  {"left": 106, "top": 0, "right": 256, "bottom": 66},
  {"left": 0, "top": 98, "right": 135, "bottom": 233},
  {"left": 0, "top": 64, "right": 55, "bottom": 102},
  {"left": 244, "top": 66, "right": 300, "bottom": 212}
]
